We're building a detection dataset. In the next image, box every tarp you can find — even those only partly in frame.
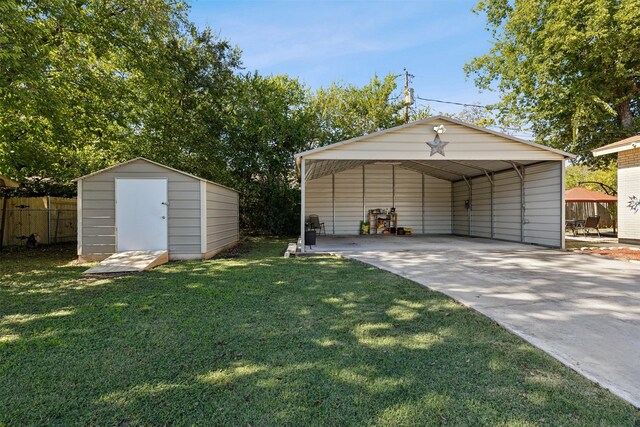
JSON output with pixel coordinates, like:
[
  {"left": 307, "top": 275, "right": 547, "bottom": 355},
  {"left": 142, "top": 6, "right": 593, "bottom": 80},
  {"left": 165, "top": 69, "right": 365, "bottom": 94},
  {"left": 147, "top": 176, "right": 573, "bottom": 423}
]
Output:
[{"left": 565, "top": 186, "right": 617, "bottom": 203}]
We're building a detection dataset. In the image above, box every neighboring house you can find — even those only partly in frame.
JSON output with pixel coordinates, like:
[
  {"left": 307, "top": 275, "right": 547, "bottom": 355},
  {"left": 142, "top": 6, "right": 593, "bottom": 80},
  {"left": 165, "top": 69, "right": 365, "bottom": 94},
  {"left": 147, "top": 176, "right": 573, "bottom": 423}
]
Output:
[
  {"left": 295, "top": 115, "right": 574, "bottom": 251},
  {"left": 75, "top": 158, "right": 239, "bottom": 262},
  {"left": 593, "top": 136, "right": 640, "bottom": 244}
]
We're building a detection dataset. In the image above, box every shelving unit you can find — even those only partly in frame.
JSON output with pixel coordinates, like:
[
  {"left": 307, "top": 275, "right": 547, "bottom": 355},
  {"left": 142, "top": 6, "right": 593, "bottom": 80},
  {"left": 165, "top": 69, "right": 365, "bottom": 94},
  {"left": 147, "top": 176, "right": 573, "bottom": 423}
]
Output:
[{"left": 368, "top": 211, "right": 398, "bottom": 235}]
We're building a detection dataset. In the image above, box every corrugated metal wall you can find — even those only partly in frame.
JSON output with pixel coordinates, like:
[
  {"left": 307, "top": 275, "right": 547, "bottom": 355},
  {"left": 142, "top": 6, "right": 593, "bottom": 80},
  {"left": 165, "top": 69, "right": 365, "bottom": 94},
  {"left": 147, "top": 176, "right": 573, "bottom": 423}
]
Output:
[
  {"left": 493, "top": 170, "right": 522, "bottom": 242},
  {"left": 205, "top": 182, "right": 239, "bottom": 256},
  {"left": 523, "top": 162, "right": 562, "bottom": 247},
  {"left": 450, "top": 161, "right": 562, "bottom": 247},
  {"left": 423, "top": 175, "right": 452, "bottom": 233},
  {"left": 305, "top": 161, "right": 562, "bottom": 246},
  {"left": 334, "top": 167, "right": 363, "bottom": 234},
  {"left": 395, "top": 167, "right": 423, "bottom": 231},
  {"left": 470, "top": 176, "right": 492, "bottom": 238},
  {"left": 452, "top": 180, "right": 469, "bottom": 235},
  {"left": 364, "top": 164, "right": 393, "bottom": 214},
  {"left": 305, "top": 164, "right": 452, "bottom": 235},
  {"left": 305, "top": 174, "right": 334, "bottom": 234}
]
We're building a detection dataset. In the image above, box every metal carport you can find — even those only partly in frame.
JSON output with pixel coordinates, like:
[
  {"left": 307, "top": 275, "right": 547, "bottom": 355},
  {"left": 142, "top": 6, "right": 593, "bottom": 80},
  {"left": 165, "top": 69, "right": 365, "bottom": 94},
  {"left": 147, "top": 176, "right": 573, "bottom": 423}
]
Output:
[{"left": 295, "top": 116, "right": 574, "bottom": 252}]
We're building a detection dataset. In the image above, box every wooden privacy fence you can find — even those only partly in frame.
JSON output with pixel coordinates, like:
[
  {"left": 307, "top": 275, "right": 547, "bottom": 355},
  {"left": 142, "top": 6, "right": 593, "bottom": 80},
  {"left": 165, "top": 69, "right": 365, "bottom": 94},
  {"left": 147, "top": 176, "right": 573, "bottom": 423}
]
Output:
[
  {"left": 565, "top": 202, "right": 616, "bottom": 229},
  {"left": 0, "top": 197, "right": 77, "bottom": 248}
]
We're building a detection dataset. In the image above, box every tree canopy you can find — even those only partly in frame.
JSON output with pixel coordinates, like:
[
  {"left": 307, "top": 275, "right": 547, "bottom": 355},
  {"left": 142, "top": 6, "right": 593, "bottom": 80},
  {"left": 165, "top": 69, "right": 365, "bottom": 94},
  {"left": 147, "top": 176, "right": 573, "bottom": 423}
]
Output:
[
  {"left": 0, "top": 0, "right": 240, "bottom": 182},
  {"left": 466, "top": 0, "right": 640, "bottom": 162},
  {"left": 0, "top": 1, "right": 427, "bottom": 234}
]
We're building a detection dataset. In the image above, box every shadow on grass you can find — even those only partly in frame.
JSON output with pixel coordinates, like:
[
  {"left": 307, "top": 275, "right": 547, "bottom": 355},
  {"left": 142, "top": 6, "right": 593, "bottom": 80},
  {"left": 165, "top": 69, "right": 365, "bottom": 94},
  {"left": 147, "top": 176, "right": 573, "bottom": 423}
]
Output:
[{"left": 0, "top": 241, "right": 638, "bottom": 425}]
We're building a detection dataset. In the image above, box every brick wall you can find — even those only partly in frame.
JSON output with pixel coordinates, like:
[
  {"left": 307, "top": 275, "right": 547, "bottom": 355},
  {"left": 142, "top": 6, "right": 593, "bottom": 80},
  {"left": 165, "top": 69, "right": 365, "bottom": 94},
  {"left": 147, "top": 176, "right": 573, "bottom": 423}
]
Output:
[{"left": 618, "top": 147, "right": 640, "bottom": 243}]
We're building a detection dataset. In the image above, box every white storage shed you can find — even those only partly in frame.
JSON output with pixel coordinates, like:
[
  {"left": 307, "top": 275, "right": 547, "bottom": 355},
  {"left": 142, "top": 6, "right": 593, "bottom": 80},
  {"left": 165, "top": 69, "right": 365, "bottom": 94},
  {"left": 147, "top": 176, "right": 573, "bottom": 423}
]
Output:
[
  {"left": 75, "top": 158, "right": 239, "bottom": 262},
  {"left": 296, "top": 116, "right": 574, "bottom": 251}
]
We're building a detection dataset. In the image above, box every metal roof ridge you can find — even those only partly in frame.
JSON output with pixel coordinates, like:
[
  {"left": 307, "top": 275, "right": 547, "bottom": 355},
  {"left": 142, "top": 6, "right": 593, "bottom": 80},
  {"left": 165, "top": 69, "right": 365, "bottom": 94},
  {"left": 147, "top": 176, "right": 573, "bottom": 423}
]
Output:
[{"left": 295, "top": 115, "right": 574, "bottom": 161}]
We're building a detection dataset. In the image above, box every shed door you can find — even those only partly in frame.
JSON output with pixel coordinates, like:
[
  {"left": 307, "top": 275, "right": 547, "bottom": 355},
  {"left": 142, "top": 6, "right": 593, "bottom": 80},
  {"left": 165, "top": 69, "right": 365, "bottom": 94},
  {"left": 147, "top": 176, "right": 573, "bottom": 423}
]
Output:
[{"left": 115, "top": 178, "right": 168, "bottom": 251}]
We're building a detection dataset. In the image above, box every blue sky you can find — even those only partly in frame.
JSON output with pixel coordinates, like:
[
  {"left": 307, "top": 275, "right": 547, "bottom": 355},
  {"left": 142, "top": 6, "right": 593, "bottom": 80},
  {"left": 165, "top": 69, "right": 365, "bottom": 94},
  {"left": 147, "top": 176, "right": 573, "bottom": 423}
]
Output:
[{"left": 188, "top": 0, "right": 501, "bottom": 116}]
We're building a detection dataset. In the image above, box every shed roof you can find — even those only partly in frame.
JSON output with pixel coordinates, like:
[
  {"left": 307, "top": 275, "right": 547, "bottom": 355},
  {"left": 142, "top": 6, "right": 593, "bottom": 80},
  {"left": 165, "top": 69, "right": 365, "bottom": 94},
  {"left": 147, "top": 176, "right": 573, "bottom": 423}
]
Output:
[
  {"left": 296, "top": 116, "right": 573, "bottom": 182},
  {"left": 592, "top": 134, "right": 640, "bottom": 156},
  {"left": 565, "top": 187, "right": 617, "bottom": 203},
  {"left": 74, "top": 157, "right": 239, "bottom": 193}
]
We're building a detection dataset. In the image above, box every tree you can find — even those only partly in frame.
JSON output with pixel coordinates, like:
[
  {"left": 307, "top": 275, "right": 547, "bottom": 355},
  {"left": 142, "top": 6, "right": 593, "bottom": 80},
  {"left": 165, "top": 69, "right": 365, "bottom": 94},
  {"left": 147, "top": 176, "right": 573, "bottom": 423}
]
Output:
[
  {"left": 0, "top": 0, "right": 239, "bottom": 182},
  {"left": 465, "top": 0, "right": 640, "bottom": 162},
  {"left": 565, "top": 164, "right": 617, "bottom": 192},
  {"left": 222, "top": 73, "right": 316, "bottom": 235},
  {"left": 310, "top": 74, "right": 407, "bottom": 147},
  {"left": 442, "top": 105, "right": 496, "bottom": 128}
]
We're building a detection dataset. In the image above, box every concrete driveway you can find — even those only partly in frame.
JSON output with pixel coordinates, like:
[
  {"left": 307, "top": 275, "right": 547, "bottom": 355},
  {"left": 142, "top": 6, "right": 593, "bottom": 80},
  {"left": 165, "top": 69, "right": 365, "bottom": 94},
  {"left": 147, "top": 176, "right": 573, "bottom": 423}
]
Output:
[{"left": 310, "top": 236, "right": 640, "bottom": 407}]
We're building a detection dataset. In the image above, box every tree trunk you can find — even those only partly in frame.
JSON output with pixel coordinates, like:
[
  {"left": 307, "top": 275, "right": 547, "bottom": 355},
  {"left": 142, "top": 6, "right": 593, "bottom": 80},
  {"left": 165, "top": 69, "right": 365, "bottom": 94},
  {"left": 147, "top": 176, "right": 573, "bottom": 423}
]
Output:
[{"left": 616, "top": 99, "right": 634, "bottom": 129}]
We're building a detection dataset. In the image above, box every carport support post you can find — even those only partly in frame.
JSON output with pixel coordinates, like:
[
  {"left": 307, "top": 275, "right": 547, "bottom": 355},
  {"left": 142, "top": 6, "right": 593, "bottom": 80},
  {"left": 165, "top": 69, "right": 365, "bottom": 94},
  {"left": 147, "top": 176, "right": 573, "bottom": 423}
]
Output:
[
  {"left": 561, "top": 161, "right": 566, "bottom": 250},
  {"left": 484, "top": 171, "right": 494, "bottom": 238},
  {"left": 300, "top": 158, "right": 306, "bottom": 253},
  {"left": 463, "top": 176, "right": 471, "bottom": 235},
  {"left": 511, "top": 163, "right": 525, "bottom": 242}
]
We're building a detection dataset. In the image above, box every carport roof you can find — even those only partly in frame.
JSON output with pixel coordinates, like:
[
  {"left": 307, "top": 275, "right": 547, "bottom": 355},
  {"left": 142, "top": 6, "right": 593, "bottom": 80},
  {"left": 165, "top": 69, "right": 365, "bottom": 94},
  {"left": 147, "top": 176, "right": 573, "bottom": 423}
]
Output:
[{"left": 296, "top": 116, "right": 574, "bottom": 182}]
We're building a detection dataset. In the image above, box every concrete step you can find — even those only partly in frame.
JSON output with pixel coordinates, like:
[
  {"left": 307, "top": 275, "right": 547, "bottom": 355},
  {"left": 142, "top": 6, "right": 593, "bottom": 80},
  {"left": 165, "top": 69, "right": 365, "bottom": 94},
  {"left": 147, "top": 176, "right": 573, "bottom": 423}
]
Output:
[{"left": 83, "top": 250, "right": 168, "bottom": 274}]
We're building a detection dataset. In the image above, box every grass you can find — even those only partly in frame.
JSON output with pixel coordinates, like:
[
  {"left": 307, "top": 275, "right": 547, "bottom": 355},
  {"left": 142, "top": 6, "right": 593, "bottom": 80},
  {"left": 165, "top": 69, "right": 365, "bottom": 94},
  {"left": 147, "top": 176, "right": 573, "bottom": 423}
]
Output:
[{"left": 1, "top": 241, "right": 638, "bottom": 426}]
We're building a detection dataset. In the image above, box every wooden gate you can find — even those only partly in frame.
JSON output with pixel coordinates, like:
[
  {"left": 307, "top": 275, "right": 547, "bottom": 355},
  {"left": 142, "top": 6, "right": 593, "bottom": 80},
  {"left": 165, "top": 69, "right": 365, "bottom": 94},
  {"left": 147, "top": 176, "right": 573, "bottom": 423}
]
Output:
[{"left": 0, "top": 197, "right": 77, "bottom": 247}]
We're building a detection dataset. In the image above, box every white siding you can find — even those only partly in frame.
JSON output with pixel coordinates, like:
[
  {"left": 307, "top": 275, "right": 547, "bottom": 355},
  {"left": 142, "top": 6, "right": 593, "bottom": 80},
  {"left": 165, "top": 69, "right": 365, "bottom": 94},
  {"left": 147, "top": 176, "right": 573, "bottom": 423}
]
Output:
[
  {"left": 394, "top": 167, "right": 423, "bottom": 231},
  {"left": 305, "top": 175, "right": 334, "bottom": 234},
  {"left": 334, "top": 167, "right": 364, "bottom": 235},
  {"left": 493, "top": 170, "right": 522, "bottom": 242},
  {"left": 205, "top": 182, "right": 239, "bottom": 256},
  {"left": 618, "top": 148, "right": 640, "bottom": 243},
  {"left": 470, "top": 176, "right": 492, "bottom": 238},
  {"left": 452, "top": 180, "right": 469, "bottom": 235},
  {"left": 423, "top": 175, "right": 452, "bottom": 233},
  {"left": 523, "top": 162, "right": 562, "bottom": 247}
]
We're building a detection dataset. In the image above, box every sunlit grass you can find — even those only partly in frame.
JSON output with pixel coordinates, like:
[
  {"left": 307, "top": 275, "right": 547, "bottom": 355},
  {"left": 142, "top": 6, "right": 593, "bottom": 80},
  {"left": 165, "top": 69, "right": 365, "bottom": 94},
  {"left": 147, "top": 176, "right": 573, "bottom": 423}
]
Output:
[{"left": 0, "top": 240, "right": 637, "bottom": 426}]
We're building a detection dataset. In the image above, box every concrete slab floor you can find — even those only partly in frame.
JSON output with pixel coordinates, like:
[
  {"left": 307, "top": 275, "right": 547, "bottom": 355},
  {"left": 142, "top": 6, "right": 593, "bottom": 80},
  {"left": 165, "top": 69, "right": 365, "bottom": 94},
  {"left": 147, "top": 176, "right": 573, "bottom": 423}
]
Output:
[{"left": 310, "top": 235, "right": 640, "bottom": 408}]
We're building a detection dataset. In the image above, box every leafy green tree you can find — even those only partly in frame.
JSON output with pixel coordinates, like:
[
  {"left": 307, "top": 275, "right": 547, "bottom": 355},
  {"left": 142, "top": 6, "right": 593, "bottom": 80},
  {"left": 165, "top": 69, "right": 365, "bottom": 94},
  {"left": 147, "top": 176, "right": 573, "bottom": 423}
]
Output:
[
  {"left": 130, "top": 26, "right": 240, "bottom": 183},
  {"left": 0, "top": 0, "right": 239, "bottom": 182},
  {"left": 565, "top": 164, "right": 617, "bottom": 192},
  {"left": 466, "top": 0, "right": 640, "bottom": 161},
  {"left": 223, "top": 73, "right": 316, "bottom": 234},
  {"left": 442, "top": 105, "right": 496, "bottom": 128},
  {"left": 310, "top": 74, "right": 407, "bottom": 146}
]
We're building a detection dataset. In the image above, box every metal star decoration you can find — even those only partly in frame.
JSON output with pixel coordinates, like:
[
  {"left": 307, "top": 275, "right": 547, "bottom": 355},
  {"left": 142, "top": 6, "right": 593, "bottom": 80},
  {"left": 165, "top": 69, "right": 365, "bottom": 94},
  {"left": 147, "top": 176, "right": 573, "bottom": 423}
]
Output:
[{"left": 426, "top": 125, "right": 449, "bottom": 156}]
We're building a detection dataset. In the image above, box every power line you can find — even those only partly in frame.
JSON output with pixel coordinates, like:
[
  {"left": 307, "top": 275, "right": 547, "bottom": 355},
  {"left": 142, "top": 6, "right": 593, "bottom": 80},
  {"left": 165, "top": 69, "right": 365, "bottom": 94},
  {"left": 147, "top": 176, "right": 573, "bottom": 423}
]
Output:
[
  {"left": 414, "top": 101, "right": 533, "bottom": 135},
  {"left": 415, "top": 95, "right": 495, "bottom": 110}
]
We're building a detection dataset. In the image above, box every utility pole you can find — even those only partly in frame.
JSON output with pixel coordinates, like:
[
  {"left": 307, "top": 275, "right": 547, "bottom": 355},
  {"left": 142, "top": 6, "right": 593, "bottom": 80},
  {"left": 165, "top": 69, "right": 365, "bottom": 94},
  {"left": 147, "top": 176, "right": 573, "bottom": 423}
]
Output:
[{"left": 403, "top": 69, "right": 414, "bottom": 123}]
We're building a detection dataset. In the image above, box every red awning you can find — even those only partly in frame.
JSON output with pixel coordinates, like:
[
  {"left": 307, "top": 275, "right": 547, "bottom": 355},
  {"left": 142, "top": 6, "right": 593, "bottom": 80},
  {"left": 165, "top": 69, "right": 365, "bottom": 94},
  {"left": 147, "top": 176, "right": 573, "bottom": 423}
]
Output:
[{"left": 565, "top": 187, "right": 617, "bottom": 203}]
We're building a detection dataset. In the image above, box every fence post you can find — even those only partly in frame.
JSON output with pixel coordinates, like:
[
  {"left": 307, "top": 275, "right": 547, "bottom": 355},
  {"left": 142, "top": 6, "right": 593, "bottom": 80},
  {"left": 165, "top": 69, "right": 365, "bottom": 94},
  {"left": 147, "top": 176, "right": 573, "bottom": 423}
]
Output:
[
  {"left": 47, "top": 196, "right": 51, "bottom": 244},
  {"left": 0, "top": 197, "right": 7, "bottom": 251},
  {"left": 54, "top": 210, "right": 62, "bottom": 243}
]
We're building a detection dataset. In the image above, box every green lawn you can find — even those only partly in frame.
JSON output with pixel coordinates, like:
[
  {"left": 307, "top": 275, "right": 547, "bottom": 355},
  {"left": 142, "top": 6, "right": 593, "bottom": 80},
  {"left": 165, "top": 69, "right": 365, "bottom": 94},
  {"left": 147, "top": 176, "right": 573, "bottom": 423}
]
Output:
[{"left": 1, "top": 241, "right": 638, "bottom": 426}]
